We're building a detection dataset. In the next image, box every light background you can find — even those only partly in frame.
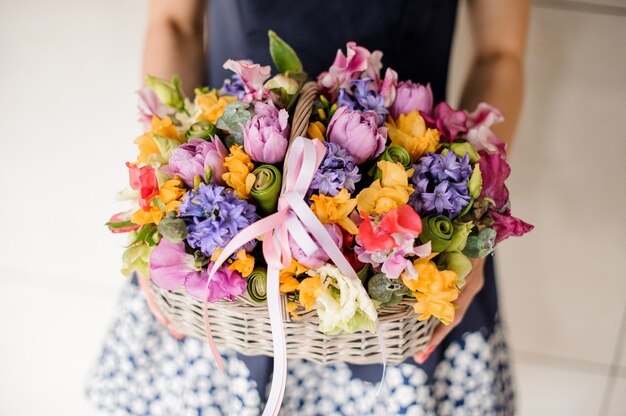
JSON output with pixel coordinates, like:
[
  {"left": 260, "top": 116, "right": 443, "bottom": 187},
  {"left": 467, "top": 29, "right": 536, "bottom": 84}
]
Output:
[{"left": 0, "top": 0, "right": 625, "bottom": 415}]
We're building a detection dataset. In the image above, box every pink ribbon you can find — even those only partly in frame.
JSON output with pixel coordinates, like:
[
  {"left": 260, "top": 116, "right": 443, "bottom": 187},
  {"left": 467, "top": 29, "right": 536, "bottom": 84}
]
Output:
[{"left": 205, "top": 137, "right": 387, "bottom": 415}]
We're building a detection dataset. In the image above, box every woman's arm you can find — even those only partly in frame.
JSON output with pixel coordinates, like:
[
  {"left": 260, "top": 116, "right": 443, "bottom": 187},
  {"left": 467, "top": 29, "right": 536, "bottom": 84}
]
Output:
[
  {"left": 415, "top": 0, "right": 531, "bottom": 363},
  {"left": 460, "top": 0, "right": 531, "bottom": 147},
  {"left": 142, "top": 0, "right": 207, "bottom": 96}
]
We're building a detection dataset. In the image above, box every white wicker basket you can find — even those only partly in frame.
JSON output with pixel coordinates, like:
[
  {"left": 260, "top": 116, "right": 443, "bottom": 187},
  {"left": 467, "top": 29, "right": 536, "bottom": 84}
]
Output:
[{"left": 147, "top": 82, "right": 437, "bottom": 365}]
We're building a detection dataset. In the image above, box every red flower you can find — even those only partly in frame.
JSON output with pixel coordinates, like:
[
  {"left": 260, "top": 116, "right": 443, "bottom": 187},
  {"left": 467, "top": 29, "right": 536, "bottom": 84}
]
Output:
[
  {"left": 127, "top": 162, "right": 159, "bottom": 210},
  {"left": 357, "top": 206, "right": 422, "bottom": 252}
]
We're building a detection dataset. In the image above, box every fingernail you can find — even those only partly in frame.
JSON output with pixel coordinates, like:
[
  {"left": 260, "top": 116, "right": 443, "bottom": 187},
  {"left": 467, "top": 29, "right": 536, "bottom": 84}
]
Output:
[{"left": 414, "top": 345, "right": 435, "bottom": 364}]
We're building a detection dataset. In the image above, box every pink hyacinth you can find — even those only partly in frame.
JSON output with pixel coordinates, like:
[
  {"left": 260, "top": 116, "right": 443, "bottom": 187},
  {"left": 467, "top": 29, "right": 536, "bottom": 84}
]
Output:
[
  {"left": 243, "top": 101, "right": 290, "bottom": 163},
  {"left": 327, "top": 106, "right": 386, "bottom": 164}
]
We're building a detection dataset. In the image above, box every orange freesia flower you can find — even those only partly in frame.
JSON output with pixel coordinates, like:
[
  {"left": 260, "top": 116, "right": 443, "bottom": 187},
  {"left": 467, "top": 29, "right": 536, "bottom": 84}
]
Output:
[
  {"left": 159, "top": 178, "right": 185, "bottom": 213},
  {"left": 306, "top": 121, "right": 326, "bottom": 141},
  {"left": 131, "top": 205, "right": 164, "bottom": 225},
  {"left": 385, "top": 111, "right": 440, "bottom": 162},
  {"left": 222, "top": 145, "right": 256, "bottom": 199},
  {"left": 297, "top": 275, "right": 323, "bottom": 310},
  {"left": 228, "top": 249, "right": 255, "bottom": 277},
  {"left": 356, "top": 161, "right": 414, "bottom": 215},
  {"left": 402, "top": 255, "right": 460, "bottom": 325},
  {"left": 286, "top": 301, "right": 301, "bottom": 320},
  {"left": 310, "top": 189, "right": 358, "bottom": 234},
  {"left": 279, "top": 258, "right": 308, "bottom": 293},
  {"left": 197, "top": 91, "right": 237, "bottom": 124},
  {"left": 135, "top": 115, "right": 183, "bottom": 164}
]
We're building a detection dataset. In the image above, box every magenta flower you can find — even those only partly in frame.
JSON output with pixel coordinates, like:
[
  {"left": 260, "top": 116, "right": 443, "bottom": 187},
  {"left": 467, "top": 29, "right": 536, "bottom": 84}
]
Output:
[
  {"left": 149, "top": 239, "right": 246, "bottom": 302},
  {"left": 490, "top": 209, "right": 534, "bottom": 243},
  {"left": 167, "top": 136, "right": 228, "bottom": 187},
  {"left": 317, "top": 42, "right": 371, "bottom": 93},
  {"left": 390, "top": 81, "right": 434, "bottom": 119},
  {"left": 243, "top": 101, "right": 290, "bottom": 163},
  {"left": 327, "top": 106, "right": 386, "bottom": 164},
  {"left": 477, "top": 151, "right": 511, "bottom": 210},
  {"left": 426, "top": 102, "right": 468, "bottom": 141},
  {"left": 137, "top": 87, "right": 169, "bottom": 129},
  {"left": 149, "top": 239, "right": 199, "bottom": 291},
  {"left": 223, "top": 59, "right": 271, "bottom": 102},
  {"left": 185, "top": 263, "right": 247, "bottom": 302},
  {"left": 289, "top": 223, "right": 343, "bottom": 269}
]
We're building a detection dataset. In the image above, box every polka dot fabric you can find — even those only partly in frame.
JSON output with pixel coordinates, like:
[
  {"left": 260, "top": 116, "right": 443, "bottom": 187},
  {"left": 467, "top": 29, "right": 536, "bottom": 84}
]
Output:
[{"left": 86, "top": 284, "right": 514, "bottom": 416}]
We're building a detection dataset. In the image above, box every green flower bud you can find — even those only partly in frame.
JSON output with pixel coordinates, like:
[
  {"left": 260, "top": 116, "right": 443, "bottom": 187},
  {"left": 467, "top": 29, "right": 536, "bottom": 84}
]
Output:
[
  {"left": 185, "top": 121, "right": 217, "bottom": 140},
  {"left": 468, "top": 164, "right": 483, "bottom": 199},
  {"left": 157, "top": 215, "right": 188, "bottom": 244},
  {"left": 367, "top": 273, "right": 408, "bottom": 307},
  {"left": 145, "top": 74, "right": 185, "bottom": 111},
  {"left": 419, "top": 215, "right": 454, "bottom": 252},
  {"left": 463, "top": 227, "right": 497, "bottom": 258},
  {"left": 448, "top": 142, "right": 480, "bottom": 163},
  {"left": 447, "top": 221, "right": 474, "bottom": 252},
  {"left": 441, "top": 251, "right": 472, "bottom": 287}
]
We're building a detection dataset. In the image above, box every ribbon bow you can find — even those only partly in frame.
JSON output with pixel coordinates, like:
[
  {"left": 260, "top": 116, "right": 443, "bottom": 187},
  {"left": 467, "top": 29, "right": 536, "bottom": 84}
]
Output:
[{"left": 205, "top": 137, "right": 387, "bottom": 416}]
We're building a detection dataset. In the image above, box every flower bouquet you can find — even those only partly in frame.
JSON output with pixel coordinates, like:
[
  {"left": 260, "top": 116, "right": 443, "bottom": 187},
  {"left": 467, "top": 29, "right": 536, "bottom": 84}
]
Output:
[{"left": 108, "top": 32, "right": 532, "bottom": 413}]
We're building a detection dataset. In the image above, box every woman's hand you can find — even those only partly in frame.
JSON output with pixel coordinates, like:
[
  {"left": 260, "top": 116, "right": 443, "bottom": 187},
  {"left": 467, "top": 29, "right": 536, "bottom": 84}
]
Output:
[{"left": 414, "top": 257, "right": 486, "bottom": 364}]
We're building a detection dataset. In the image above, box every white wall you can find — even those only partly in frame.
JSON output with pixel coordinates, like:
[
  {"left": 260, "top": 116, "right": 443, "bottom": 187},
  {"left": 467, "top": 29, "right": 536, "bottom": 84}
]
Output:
[{"left": 0, "top": 1, "right": 625, "bottom": 415}]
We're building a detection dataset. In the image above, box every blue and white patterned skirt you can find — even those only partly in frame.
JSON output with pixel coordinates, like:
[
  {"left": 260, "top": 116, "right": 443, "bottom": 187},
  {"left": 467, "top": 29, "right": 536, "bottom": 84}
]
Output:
[{"left": 86, "top": 259, "right": 514, "bottom": 415}]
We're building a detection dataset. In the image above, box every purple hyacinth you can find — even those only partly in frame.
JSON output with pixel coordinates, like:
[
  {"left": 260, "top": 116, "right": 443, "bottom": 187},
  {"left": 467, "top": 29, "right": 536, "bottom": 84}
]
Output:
[
  {"left": 337, "top": 78, "right": 389, "bottom": 126},
  {"left": 179, "top": 183, "right": 257, "bottom": 257},
  {"left": 308, "top": 141, "right": 361, "bottom": 197},
  {"left": 410, "top": 150, "right": 473, "bottom": 218},
  {"left": 221, "top": 73, "right": 246, "bottom": 100}
]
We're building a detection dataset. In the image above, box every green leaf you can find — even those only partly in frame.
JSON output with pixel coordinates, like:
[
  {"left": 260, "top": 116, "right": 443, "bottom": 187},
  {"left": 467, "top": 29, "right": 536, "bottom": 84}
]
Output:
[
  {"left": 145, "top": 74, "right": 185, "bottom": 111},
  {"left": 151, "top": 133, "right": 181, "bottom": 161},
  {"left": 216, "top": 101, "right": 252, "bottom": 146},
  {"left": 106, "top": 220, "right": 136, "bottom": 229},
  {"left": 268, "top": 30, "right": 303, "bottom": 73}
]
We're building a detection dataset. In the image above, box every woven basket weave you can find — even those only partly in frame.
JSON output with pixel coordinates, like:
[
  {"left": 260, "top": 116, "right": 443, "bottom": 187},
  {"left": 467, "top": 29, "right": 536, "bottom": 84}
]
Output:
[{"left": 148, "top": 81, "right": 437, "bottom": 365}]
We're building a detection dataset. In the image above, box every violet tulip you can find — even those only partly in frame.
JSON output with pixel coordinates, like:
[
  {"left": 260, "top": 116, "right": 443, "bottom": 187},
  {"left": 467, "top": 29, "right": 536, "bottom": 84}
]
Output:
[
  {"left": 167, "top": 136, "right": 228, "bottom": 187},
  {"left": 289, "top": 223, "right": 343, "bottom": 269},
  {"left": 391, "top": 81, "right": 433, "bottom": 119},
  {"left": 327, "top": 106, "right": 387, "bottom": 164},
  {"left": 243, "top": 101, "right": 289, "bottom": 164}
]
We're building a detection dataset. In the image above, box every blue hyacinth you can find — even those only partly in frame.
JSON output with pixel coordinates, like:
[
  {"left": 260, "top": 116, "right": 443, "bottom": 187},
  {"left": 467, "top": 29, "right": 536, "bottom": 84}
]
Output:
[
  {"left": 309, "top": 141, "right": 361, "bottom": 197},
  {"left": 179, "top": 184, "right": 257, "bottom": 257},
  {"left": 337, "top": 78, "right": 389, "bottom": 126}
]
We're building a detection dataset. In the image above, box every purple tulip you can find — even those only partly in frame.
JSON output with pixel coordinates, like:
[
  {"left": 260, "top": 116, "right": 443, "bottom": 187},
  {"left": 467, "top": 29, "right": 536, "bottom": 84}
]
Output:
[
  {"left": 289, "top": 223, "right": 343, "bottom": 269},
  {"left": 327, "top": 107, "right": 387, "bottom": 164},
  {"left": 243, "top": 101, "right": 290, "bottom": 164},
  {"left": 390, "top": 81, "right": 433, "bottom": 119},
  {"left": 167, "top": 136, "right": 228, "bottom": 187}
]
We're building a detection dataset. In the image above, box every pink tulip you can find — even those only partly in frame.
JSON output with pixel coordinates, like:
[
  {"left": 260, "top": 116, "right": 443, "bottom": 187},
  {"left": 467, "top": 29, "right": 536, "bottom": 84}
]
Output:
[
  {"left": 289, "top": 223, "right": 343, "bottom": 269},
  {"left": 149, "top": 239, "right": 198, "bottom": 291},
  {"left": 390, "top": 81, "right": 433, "bottom": 119},
  {"left": 223, "top": 59, "right": 271, "bottom": 102},
  {"left": 243, "top": 101, "right": 289, "bottom": 163},
  {"left": 327, "top": 107, "right": 386, "bottom": 164},
  {"left": 167, "top": 136, "right": 228, "bottom": 187}
]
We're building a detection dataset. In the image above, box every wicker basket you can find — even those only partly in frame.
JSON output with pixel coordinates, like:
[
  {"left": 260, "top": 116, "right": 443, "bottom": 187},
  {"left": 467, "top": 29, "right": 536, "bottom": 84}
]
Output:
[{"left": 148, "top": 81, "right": 437, "bottom": 365}]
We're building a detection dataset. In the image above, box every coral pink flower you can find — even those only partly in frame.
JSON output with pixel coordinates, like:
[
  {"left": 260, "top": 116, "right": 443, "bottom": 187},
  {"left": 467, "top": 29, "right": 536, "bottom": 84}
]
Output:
[
  {"left": 379, "top": 204, "right": 422, "bottom": 237},
  {"left": 127, "top": 162, "right": 159, "bottom": 210}
]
